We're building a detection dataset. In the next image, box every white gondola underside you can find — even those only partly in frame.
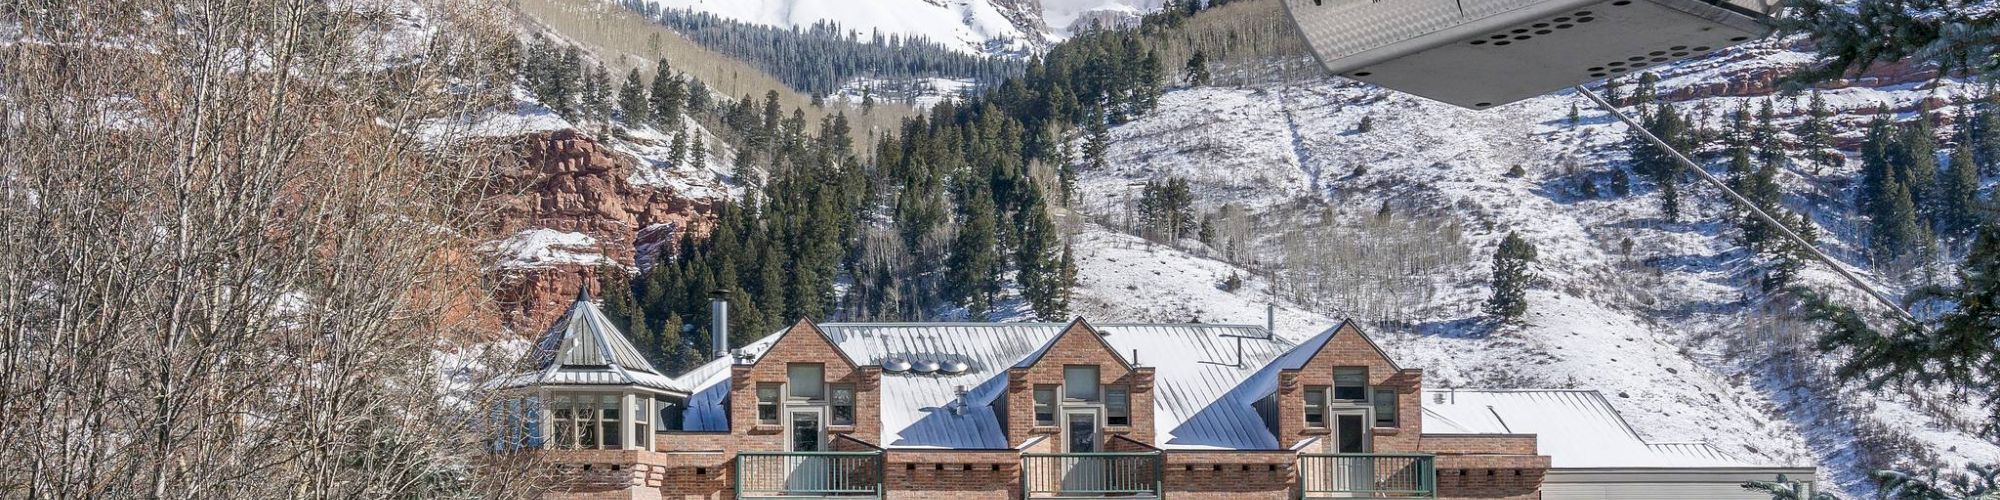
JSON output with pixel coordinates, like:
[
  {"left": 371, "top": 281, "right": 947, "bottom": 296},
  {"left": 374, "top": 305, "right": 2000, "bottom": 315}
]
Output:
[{"left": 1286, "top": 0, "right": 1776, "bottom": 108}]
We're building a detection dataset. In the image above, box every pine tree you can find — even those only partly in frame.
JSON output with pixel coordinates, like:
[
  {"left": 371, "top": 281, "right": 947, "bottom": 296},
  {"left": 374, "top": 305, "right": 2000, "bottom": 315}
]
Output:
[
  {"left": 582, "top": 64, "right": 613, "bottom": 125},
  {"left": 1357, "top": 115, "right": 1375, "bottom": 133},
  {"left": 649, "top": 59, "right": 684, "bottom": 129},
  {"left": 1898, "top": 114, "right": 1940, "bottom": 225},
  {"left": 1630, "top": 105, "right": 1690, "bottom": 221},
  {"left": 1754, "top": 99, "right": 1787, "bottom": 168},
  {"left": 1183, "top": 49, "right": 1210, "bottom": 86},
  {"left": 669, "top": 130, "right": 689, "bottom": 170},
  {"left": 1978, "top": 86, "right": 2000, "bottom": 176},
  {"left": 1485, "top": 232, "right": 1538, "bottom": 322},
  {"left": 1568, "top": 103, "right": 1580, "bottom": 128},
  {"left": 1871, "top": 175, "right": 1929, "bottom": 262},
  {"left": 617, "top": 68, "right": 649, "bottom": 125},
  {"left": 688, "top": 135, "right": 708, "bottom": 170},
  {"left": 1938, "top": 142, "right": 1982, "bottom": 237},
  {"left": 1797, "top": 90, "right": 1835, "bottom": 174},
  {"left": 948, "top": 181, "right": 1000, "bottom": 319},
  {"left": 1084, "top": 109, "right": 1110, "bottom": 171},
  {"left": 1017, "top": 188, "right": 1069, "bottom": 320}
]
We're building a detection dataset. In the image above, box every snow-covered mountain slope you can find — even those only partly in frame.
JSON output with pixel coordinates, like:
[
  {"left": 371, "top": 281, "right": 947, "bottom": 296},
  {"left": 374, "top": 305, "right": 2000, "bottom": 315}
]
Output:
[
  {"left": 1059, "top": 47, "right": 2000, "bottom": 495},
  {"left": 643, "top": 0, "right": 1159, "bottom": 56}
]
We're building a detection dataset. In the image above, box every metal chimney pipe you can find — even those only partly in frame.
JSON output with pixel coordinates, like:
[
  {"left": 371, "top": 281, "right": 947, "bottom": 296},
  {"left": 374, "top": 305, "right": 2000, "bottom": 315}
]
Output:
[
  {"left": 1265, "top": 303, "right": 1275, "bottom": 337},
  {"left": 709, "top": 290, "right": 728, "bottom": 360}
]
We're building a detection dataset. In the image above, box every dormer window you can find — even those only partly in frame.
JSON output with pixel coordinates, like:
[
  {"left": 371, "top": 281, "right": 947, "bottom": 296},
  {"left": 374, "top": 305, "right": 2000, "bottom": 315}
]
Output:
[
  {"left": 1333, "top": 367, "right": 1368, "bottom": 401},
  {"left": 1063, "top": 365, "right": 1100, "bottom": 401},
  {"left": 788, "top": 363, "right": 825, "bottom": 401}
]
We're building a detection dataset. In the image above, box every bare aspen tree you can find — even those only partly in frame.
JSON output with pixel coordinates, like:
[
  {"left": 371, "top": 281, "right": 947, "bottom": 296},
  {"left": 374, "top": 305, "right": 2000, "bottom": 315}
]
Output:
[{"left": 0, "top": 0, "right": 543, "bottom": 498}]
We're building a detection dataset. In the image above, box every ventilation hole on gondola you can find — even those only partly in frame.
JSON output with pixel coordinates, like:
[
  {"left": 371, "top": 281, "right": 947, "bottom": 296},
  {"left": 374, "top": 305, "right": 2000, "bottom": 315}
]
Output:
[
  {"left": 1494, "top": 40, "right": 1512, "bottom": 45},
  {"left": 1574, "top": 11, "right": 1592, "bottom": 16},
  {"left": 1512, "top": 28, "right": 1530, "bottom": 34},
  {"left": 1578, "top": 16, "right": 1596, "bottom": 22},
  {"left": 1649, "top": 51, "right": 1666, "bottom": 56},
  {"left": 1627, "top": 56, "right": 1645, "bottom": 61},
  {"left": 1471, "top": 40, "right": 1488, "bottom": 45},
  {"left": 1533, "top": 23, "right": 1550, "bottom": 28},
  {"left": 1353, "top": 71, "right": 1373, "bottom": 77},
  {"left": 1535, "top": 30, "right": 1553, "bottom": 35},
  {"left": 1490, "top": 34, "right": 1509, "bottom": 40},
  {"left": 1557, "top": 23, "right": 1574, "bottom": 29},
  {"left": 1672, "top": 51, "right": 1689, "bottom": 57},
  {"left": 1730, "top": 36, "right": 1749, "bottom": 41},
  {"left": 1670, "top": 45, "right": 1688, "bottom": 50},
  {"left": 1476, "top": 102, "right": 1493, "bottom": 108},
  {"left": 1693, "top": 46, "right": 1712, "bottom": 51},
  {"left": 1553, "top": 16, "right": 1572, "bottom": 22},
  {"left": 1588, "top": 66, "right": 1605, "bottom": 72},
  {"left": 1607, "top": 61, "right": 1626, "bottom": 67},
  {"left": 1651, "top": 57, "right": 1670, "bottom": 63},
  {"left": 1632, "top": 62, "right": 1650, "bottom": 68},
  {"left": 1590, "top": 73, "right": 1607, "bottom": 78},
  {"left": 1514, "top": 35, "right": 1532, "bottom": 40},
  {"left": 1610, "top": 68, "right": 1627, "bottom": 73},
  {"left": 1612, "top": 0, "right": 1631, "bottom": 4}
]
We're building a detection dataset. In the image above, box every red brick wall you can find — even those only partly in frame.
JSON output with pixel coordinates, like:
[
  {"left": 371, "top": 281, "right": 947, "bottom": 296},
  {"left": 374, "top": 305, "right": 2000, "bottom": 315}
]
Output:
[
  {"left": 1420, "top": 434, "right": 1539, "bottom": 455},
  {"left": 1434, "top": 454, "right": 1551, "bottom": 500},
  {"left": 1004, "top": 320, "right": 1155, "bottom": 449},
  {"left": 727, "top": 320, "right": 883, "bottom": 451},
  {"left": 884, "top": 450, "right": 1022, "bottom": 500},
  {"left": 1163, "top": 451, "right": 1296, "bottom": 500},
  {"left": 1277, "top": 323, "right": 1423, "bottom": 452}
]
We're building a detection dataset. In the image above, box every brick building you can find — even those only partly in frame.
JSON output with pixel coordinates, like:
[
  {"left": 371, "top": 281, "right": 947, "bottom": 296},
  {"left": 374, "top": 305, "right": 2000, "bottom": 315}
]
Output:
[{"left": 488, "top": 293, "right": 1812, "bottom": 499}]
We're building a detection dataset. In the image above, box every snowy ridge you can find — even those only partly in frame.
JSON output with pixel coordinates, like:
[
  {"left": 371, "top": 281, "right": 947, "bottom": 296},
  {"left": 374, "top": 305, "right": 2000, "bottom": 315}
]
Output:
[
  {"left": 479, "top": 229, "right": 618, "bottom": 270},
  {"left": 643, "top": 0, "right": 1164, "bottom": 56},
  {"left": 1060, "top": 44, "right": 2000, "bottom": 494}
]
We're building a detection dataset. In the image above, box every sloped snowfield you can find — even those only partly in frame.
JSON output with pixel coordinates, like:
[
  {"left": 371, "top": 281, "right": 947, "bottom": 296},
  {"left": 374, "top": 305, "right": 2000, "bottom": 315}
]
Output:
[{"left": 1065, "top": 62, "right": 2000, "bottom": 492}]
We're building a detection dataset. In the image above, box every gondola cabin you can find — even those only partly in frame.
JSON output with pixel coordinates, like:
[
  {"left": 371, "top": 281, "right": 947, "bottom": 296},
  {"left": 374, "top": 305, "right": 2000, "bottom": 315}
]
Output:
[{"left": 1284, "top": 0, "right": 1779, "bottom": 108}]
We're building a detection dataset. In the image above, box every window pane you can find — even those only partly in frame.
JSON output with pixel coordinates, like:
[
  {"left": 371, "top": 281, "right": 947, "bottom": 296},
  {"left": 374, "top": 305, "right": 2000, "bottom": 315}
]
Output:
[
  {"left": 1304, "top": 386, "right": 1327, "bottom": 428},
  {"left": 1105, "top": 386, "right": 1130, "bottom": 426},
  {"left": 789, "top": 364, "right": 825, "bottom": 400},
  {"left": 1373, "top": 389, "right": 1397, "bottom": 427},
  {"left": 1333, "top": 368, "right": 1367, "bottom": 400},
  {"left": 831, "top": 385, "right": 856, "bottom": 426},
  {"left": 1034, "top": 385, "right": 1057, "bottom": 425},
  {"left": 600, "top": 396, "right": 621, "bottom": 449},
  {"left": 757, "top": 383, "right": 781, "bottom": 424},
  {"left": 1064, "top": 365, "right": 1099, "bottom": 401}
]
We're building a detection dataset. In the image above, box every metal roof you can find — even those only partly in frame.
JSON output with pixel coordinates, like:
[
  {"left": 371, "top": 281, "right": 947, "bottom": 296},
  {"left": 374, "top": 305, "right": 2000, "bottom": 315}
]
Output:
[
  {"left": 1421, "top": 389, "right": 1783, "bottom": 468},
  {"left": 672, "top": 322, "right": 1356, "bottom": 450},
  {"left": 487, "top": 290, "right": 683, "bottom": 394}
]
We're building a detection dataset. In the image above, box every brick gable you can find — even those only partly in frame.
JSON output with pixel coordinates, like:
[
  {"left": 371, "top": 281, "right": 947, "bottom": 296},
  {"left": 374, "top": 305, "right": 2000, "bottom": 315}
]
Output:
[
  {"left": 1004, "top": 319, "right": 1156, "bottom": 448},
  {"left": 1277, "top": 323, "right": 1423, "bottom": 452},
  {"left": 728, "top": 319, "right": 883, "bottom": 449}
]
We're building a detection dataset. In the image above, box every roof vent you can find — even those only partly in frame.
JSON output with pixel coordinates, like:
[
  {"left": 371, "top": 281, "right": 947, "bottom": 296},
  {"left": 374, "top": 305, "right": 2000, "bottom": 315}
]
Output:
[
  {"left": 881, "top": 358, "right": 911, "bottom": 373},
  {"left": 941, "top": 361, "right": 969, "bottom": 375},
  {"left": 914, "top": 360, "right": 941, "bottom": 374}
]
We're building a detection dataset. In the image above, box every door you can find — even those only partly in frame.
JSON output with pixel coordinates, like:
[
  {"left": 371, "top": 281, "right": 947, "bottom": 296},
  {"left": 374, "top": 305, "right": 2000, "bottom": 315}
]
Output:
[
  {"left": 1330, "top": 409, "right": 1373, "bottom": 495},
  {"left": 1060, "top": 409, "right": 1105, "bottom": 494},
  {"left": 784, "top": 408, "right": 828, "bottom": 493}
]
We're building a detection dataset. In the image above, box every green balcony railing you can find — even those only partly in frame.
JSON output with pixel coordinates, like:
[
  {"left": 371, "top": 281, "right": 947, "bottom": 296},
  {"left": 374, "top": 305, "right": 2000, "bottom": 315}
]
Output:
[
  {"left": 1021, "top": 452, "right": 1164, "bottom": 499},
  {"left": 735, "top": 451, "right": 885, "bottom": 499},
  {"left": 1298, "top": 453, "right": 1435, "bottom": 498}
]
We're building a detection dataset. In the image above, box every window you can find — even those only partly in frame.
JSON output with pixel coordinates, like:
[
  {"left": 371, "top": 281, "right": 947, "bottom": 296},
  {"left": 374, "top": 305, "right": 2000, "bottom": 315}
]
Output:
[
  {"left": 1373, "top": 388, "right": 1397, "bottom": 427},
  {"left": 788, "top": 364, "right": 825, "bottom": 400},
  {"left": 552, "top": 396, "right": 577, "bottom": 449},
  {"left": 577, "top": 398, "right": 598, "bottom": 448},
  {"left": 1304, "top": 386, "right": 1328, "bottom": 428},
  {"left": 1034, "top": 385, "right": 1058, "bottom": 426},
  {"left": 599, "top": 395, "right": 621, "bottom": 449},
  {"left": 1333, "top": 367, "right": 1368, "bottom": 401},
  {"left": 633, "top": 396, "right": 652, "bottom": 451},
  {"left": 1063, "top": 365, "right": 1100, "bottom": 401},
  {"left": 831, "top": 384, "right": 856, "bottom": 426},
  {"left": 757, "top": 383, "right": 782, "bottom": 424},
  {"left": 1105, "top": 385, "right": 1130, "bottom": 426}
]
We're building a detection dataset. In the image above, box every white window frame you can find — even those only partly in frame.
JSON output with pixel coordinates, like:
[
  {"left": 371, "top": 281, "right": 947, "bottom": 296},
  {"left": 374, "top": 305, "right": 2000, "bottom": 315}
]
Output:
[
  {"left": 1033, "top": 385, "right": 1059, "bottom": 426},
  {"left": 1063, "top": 365, "right": 1101, "bottom": 402}
]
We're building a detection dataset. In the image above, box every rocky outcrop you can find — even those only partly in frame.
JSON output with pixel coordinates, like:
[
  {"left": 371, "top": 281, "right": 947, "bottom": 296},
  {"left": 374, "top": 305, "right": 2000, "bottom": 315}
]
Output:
[
  {"left": 482, "top": 129, "right": 722, "bottom": 335},
  {"left": 1662, "top": 41, "right": 1947, "bottom": 103}
]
